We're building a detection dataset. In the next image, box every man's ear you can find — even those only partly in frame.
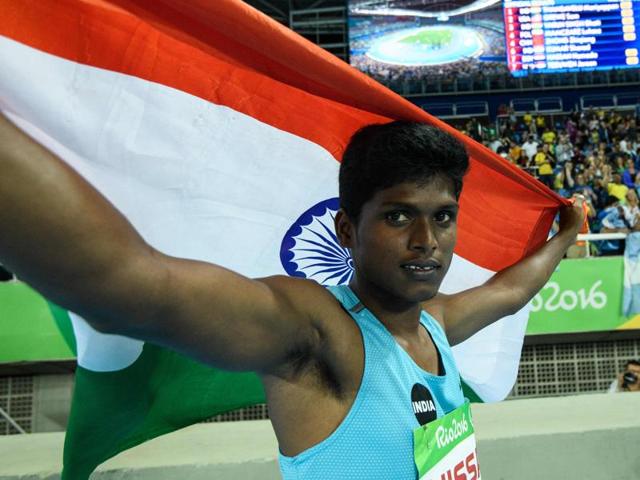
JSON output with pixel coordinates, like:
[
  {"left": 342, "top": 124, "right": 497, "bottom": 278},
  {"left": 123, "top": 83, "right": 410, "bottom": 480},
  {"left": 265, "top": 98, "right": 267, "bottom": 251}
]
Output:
[{"left": 335, "top": 209, "right": 356, "bottom": 248}]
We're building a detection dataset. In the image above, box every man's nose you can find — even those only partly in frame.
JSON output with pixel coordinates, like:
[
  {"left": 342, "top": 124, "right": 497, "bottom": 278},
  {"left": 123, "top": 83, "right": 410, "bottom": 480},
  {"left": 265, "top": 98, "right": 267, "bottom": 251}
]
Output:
[{"left": 409, "top": 218, "right": 437, "bottom": 252}]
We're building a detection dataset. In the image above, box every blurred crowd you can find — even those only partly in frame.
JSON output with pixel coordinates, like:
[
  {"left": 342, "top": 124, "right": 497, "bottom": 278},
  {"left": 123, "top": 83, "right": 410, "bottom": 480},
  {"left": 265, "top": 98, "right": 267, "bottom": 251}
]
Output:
[
  {"left": 353, "top": 56, "right": 508, "bottom": 89},
  {"left": 349, "top": 17, "right": 510, "bottom": 90},
  {"left": 461, "top": 107, "right": 640, "bottom": 255}
]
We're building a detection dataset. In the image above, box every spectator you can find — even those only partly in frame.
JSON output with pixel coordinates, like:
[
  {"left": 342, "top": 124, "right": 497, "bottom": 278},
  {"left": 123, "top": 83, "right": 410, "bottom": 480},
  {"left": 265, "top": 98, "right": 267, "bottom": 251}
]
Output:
[
  {"left": 488, "top": 136, "right": 502, "bottom": 153},
  {"left": 522, "top": 135, "right": 539, "bottom": 161},
  {"left": 601, "top": 193, "right": 640, "bottom": 233},
  {"left": 534, "top": 144, "right": 555, "bottom": 189},
  {"left": 566, "top": 117, "right": 578, "bottom": 144},
  {"left": 624, "top": 189, "right": 640, "bottom": 225},
  {"left": 622, "top": 158, "right": 637, "bottom": 189},
  {"left": 569, "top": 171, "right": 597, "bottom": 203},
  {"left": 608, "top": 360, "right": 640, "bottom": 393},
  {"left": 541, "top": 127, "right": 556, "bottom": 145},
  {"left": 607, "top": 172, "right": 629, "bottom": 203},
  {"left": 496, "top": 138, "right": 509, "bottom": 157},
  {"left": 448, "top": 106, "right": 637, "bottom": 256},
  {"left": 508, "top": 140, "right": 522, "bottom": 164},
  {"left": 598, "top": 196, "right": 629, "bottom": 254},
  {"left": 592, "top": 178, "right": 610, "bottom": 211},
  {"left": 555, "top": 135, "right": 573, "bottom": 165}
]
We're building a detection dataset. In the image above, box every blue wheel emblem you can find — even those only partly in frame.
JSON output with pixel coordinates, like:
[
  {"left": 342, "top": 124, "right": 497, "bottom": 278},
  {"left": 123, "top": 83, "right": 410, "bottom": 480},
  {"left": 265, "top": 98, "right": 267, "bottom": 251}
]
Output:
[{"left": 280, "top": 198, "right": 354, "bottom": 285}]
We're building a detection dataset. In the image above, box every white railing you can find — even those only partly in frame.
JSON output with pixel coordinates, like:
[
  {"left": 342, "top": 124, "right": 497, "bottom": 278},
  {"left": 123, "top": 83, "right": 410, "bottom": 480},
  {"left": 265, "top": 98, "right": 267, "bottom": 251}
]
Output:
[{"left": 576, "top": 232, "right": 627, "bottom": 258}]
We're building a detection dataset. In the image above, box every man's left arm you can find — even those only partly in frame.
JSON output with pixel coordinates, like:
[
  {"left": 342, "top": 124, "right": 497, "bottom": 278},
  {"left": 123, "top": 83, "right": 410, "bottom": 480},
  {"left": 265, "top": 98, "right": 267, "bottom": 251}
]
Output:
[{"left": 425, "top": 196, "right": 585, "bottom": 346}]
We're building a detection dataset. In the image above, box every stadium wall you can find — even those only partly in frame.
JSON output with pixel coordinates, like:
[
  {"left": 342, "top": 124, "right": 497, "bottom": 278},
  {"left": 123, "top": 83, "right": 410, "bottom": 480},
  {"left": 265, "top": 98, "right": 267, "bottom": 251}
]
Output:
[
  {"left": 1, "top": 336, "right": 639, "bottom": 434},
  {"left": 0, "top": 393, "right": 638, "bottom": 480}
]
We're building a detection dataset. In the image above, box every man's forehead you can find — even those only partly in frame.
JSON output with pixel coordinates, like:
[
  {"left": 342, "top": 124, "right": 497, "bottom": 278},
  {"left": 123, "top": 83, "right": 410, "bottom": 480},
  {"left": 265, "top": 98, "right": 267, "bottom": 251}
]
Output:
[{"left": 373, "top": 178, "right": 457, "bottom": 205}]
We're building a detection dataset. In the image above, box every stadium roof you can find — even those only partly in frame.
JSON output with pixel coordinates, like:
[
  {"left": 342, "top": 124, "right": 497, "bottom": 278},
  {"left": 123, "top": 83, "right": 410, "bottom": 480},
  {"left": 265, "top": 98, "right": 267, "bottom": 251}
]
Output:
[
  {"left": 350, "top": 0, "right": 502, "bottom": 19},
  {"left": 245, "top": 0, "right": 345, "bottom": 24}
]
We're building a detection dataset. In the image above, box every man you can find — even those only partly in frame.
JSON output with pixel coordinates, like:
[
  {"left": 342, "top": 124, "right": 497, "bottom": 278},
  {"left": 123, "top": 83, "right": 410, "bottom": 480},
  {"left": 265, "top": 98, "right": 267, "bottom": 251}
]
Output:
[
  {"left": 569, "top": 171, "right": 596, "bottom": 205},
  {"left": 555, "top": 134, "right": 574, "bottom": 166},
  {"left": 508, "top": 139, "right": 522, "bottom": 165},
  {"left": 541, "top": 127, "right": 556, "bottom": 145},
  {"left": 488, "top": 135, "right": 502, "bottom": 153},
  {"left": 0, "top": 115, "right": 584, "bottom": 478},
  {"left": 522, "top": 134, "right": 539, "bottom": 161},
  {"left": 608, "top": 360, "right": 640, "bottom": 393}
]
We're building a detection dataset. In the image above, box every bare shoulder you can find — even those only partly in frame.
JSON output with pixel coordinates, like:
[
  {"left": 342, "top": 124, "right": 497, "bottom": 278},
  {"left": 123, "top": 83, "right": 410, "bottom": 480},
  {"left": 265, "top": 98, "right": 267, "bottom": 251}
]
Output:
[{"left": 257, "top": 275, "right": 342, "bottom": 324}]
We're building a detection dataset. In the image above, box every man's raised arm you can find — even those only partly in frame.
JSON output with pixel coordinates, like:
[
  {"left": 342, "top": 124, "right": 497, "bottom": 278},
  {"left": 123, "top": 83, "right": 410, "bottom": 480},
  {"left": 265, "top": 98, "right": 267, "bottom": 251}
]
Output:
[
  {"left": 0, "top": 113, "right": 321, "bottom": 373},
  {"left": 425, "top": 197, "right": 585, "bottom": 346}
]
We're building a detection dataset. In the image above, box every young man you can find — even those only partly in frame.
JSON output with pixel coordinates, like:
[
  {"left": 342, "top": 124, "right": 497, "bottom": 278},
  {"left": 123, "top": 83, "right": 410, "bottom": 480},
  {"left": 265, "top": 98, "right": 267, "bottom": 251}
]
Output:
[{"left": 0, "top": 115, "right": 584, "bottom": 478}]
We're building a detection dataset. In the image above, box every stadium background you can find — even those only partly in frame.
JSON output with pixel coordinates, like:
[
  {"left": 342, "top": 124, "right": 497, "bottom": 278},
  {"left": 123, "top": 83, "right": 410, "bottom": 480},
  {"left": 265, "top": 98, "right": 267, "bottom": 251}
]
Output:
[{"left": 1, "top": 0, "right": 639, "bottom": 435}]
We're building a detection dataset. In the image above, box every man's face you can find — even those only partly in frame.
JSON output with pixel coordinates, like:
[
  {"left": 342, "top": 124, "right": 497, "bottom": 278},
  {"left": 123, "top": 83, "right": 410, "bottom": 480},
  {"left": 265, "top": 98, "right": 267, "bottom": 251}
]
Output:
[
  {"left": 624, "top": 363, "right": 640, "bottom": 392},
  {"left": 339, "top": 177, "right": 458, "bottom": 306}
]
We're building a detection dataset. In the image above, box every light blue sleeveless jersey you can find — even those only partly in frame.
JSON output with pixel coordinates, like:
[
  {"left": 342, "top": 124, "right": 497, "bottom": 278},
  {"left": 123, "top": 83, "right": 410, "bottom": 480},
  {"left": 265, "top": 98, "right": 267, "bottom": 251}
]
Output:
[{"left": 278, "top": 285, "right": 466, "bottom": 479}]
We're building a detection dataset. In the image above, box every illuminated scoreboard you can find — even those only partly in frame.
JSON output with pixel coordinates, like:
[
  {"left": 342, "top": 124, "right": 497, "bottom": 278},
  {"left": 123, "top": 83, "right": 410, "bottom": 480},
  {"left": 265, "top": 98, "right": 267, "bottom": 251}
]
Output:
[{"left": 504, "top": 0, "right": 640, "bottom": 76}]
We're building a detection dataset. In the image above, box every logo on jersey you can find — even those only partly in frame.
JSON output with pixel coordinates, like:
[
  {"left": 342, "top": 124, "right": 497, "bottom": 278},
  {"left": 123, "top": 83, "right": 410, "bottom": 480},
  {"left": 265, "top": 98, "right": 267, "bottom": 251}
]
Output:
[
  {"left": 411, "top": 383, "right": 437, "bottom": 425},
  {"left": 280, "top": 198, "right": 354, "bottom": 285}
]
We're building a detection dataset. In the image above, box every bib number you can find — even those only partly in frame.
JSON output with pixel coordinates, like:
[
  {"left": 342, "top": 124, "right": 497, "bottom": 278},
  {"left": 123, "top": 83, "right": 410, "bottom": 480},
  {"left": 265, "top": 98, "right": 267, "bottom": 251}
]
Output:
[{"left": 413, "top": 401, "right": 480, "bottom": 480}]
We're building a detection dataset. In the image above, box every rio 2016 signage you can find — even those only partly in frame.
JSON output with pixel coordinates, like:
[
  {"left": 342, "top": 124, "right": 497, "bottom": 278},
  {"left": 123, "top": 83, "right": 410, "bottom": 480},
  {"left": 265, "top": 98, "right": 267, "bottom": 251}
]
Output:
[
  {"left": 531, "top": 280, "right": 607, "bottom": 313},
  {"left": 527, "top": 256, "right": 640, "bottom": 334}
]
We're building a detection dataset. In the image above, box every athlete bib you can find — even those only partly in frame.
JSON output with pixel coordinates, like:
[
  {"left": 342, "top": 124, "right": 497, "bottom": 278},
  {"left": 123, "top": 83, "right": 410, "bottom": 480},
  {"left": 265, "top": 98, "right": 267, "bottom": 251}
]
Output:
[{"left": 413, "top": 401, "right": 481, "bottom": 480}]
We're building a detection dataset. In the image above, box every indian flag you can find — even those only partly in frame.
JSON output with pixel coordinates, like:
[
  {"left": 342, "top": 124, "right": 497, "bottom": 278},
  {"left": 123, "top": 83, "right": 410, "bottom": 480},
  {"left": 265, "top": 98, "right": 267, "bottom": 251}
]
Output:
[{"left": 0, "top": 0, "right": 563, "bottom": 477}]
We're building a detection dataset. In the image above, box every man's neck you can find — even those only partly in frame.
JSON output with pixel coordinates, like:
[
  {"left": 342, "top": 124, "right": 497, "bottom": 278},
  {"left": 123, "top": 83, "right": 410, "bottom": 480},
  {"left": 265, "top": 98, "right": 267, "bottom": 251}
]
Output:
[{"left": 348, "top": 279, "right": 423, "bottom": 337}]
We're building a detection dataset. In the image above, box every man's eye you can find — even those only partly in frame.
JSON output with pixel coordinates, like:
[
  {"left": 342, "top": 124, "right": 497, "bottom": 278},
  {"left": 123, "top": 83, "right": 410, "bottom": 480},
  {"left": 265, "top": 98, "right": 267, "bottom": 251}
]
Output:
[
  {"left": 435, "top": 211, "right": 454, "bottom": 223},
  {"left": 386, "top": 211, "right": 410, "bottom": 223}
]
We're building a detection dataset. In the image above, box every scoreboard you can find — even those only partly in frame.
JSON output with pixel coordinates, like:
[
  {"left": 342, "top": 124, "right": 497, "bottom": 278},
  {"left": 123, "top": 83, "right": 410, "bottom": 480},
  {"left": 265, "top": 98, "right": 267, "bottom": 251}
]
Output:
[{"left": 504, "top": 0, "right": 640, "bottom": 76}]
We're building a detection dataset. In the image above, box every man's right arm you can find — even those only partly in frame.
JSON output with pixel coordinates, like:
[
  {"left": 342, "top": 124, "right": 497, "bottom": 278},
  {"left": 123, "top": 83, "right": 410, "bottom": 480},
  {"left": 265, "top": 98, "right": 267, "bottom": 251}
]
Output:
[{"left": 0, "top": 113, "right": 322, "bottom": 373}]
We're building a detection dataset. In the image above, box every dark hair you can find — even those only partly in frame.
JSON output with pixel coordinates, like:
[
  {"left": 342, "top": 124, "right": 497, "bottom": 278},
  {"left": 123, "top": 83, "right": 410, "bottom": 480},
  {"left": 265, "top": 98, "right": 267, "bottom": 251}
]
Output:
[
  {"left": 604, "top": 195, "right": 618, "bottom": 208},
  {"left": 339, "top": 121, "right": 469, "bottom": 221},
  {"left": 626, "top": 359, "right": 640, "bottom": 368}
]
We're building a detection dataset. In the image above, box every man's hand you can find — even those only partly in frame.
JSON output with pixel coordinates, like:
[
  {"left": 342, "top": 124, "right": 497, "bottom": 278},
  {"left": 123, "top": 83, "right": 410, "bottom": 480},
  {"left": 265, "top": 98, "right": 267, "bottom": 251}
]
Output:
[{"left": 558, "top": 194, "right": 587, "bottom": 238}]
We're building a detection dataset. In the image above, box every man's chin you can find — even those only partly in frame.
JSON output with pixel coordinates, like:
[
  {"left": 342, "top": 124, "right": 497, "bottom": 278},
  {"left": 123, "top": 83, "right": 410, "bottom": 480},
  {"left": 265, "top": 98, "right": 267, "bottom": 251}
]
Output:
[{"left": 403, "top": 282, "right": 440, "bottom": 304}]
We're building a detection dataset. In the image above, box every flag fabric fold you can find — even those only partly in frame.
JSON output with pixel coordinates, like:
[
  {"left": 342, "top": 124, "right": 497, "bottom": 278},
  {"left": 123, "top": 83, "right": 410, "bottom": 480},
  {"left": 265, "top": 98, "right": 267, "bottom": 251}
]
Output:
[{"left": 0, "top": 0, "right": 565, "bottom": 477}]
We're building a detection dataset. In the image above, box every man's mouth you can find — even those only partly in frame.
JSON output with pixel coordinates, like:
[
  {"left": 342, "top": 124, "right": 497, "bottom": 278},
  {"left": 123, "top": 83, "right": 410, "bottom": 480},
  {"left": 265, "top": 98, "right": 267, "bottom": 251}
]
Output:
[{"left": 401, "top": 260, "right": 441, "bottom": 275}]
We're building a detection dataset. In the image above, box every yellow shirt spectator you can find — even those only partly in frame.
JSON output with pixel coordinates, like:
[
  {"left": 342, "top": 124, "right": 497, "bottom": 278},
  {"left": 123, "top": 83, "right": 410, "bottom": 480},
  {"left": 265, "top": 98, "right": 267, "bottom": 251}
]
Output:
[
  {"left": 541, "top": 130, "right": 556, "bottom": 144},
  {"left": 523, "top": 113, "right": 532, "bottom": 125},
  {"left": 509, "top": 145, "right": 522, "bottom": 163},
  {"left": 535, "top": 151, "right": 553, "bottom": 175},
  {"left": 608, "top": 182, "right": 629, "bottom": 202}
]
